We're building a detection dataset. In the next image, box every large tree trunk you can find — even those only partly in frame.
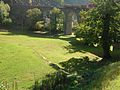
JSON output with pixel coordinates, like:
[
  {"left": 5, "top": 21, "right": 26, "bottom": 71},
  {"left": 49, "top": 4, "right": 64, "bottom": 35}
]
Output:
[{"left": 102, "top": 14, "right": 112, "bottom": 59}]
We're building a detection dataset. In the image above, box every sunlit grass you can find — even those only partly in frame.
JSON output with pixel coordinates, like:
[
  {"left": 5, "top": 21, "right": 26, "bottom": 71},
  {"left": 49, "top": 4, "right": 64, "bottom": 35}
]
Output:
[
  {"left": 0, "top": 30, "right": 120, "bottom": 90},
  {"left": 0, "top": 31, "right": 100, "bottom": 89}
]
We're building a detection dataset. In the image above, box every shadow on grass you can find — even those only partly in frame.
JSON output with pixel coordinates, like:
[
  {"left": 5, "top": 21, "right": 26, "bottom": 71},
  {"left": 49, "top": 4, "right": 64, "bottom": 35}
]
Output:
[
  {"left": 2, "top": 27, "right": 120, "bottom": 59},
  {"left": 0, "top": 27, "right": 102, "bottom": 55},
  {"left": 1, "top": 27, "right": 120, "bottom": 60},
  {"left": 30, "top": 56, "right": 114, "bottom": 90},
  {"left": 1, "top": 28, "right": 120, "bottom": 89},
  {"left": 1, "top": 28, "right": 104, "bottom": 57},
  {"left": 64, "top": 40, "right": 103, "bottom": 57},
  {"left": 0, "top": 27, "right": 76, "bottom": 41},
  {"left": 64, "top": 41, "right": 120, "bottom": 60}
]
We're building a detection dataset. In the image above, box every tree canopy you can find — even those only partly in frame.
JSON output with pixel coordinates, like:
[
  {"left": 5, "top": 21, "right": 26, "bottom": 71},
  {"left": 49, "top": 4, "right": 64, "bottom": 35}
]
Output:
[
  {"left": 75, "top": 0, "right": 120, "bottom": 59},
  {"left": 0, "top": 1, "right": 12, "bottom": 26}
]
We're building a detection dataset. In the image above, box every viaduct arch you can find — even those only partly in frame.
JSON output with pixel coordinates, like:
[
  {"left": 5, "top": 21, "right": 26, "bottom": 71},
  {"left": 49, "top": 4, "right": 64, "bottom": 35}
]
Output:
[{"left": 7, "top": 0, "right": 89, "bottom": 35}]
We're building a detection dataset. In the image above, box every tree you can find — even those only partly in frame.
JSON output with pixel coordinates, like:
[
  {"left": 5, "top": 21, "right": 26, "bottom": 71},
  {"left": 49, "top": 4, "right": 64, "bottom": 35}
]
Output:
[
  {"left": 0, "top": 1, "right": 12, "bottom": 27},
  {"left": 74, "top": 0, "right": 120, "bottom": 59},
  {"left": 74, "top": 10, "right": 102, "bottom": 46},
  {"left": 26, "top": 8, "right": 41, "bottom": 30},
  {"left": 91, "top": 0, "right": 120, "bottom": 59},
  {"left": 50, "top": 7, "right": 61, "bottom": 34}
]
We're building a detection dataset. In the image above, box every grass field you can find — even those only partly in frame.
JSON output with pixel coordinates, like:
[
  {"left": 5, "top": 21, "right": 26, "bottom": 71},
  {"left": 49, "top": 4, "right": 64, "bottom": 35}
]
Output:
[{"left": 0, "top": 29, "right": 120, "bottom": 90}]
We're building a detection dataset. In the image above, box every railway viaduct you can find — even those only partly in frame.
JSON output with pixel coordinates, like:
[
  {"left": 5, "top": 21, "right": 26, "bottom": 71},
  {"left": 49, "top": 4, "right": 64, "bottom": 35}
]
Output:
[{"left": 4, "top": 0, "right": 90, "bottom": 34}]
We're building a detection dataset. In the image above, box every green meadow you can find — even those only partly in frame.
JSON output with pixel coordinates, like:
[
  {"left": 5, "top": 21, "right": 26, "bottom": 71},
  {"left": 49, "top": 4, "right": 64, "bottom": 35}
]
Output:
[{"left": 0, "top": 30, "right": 120, "bottom": 90}]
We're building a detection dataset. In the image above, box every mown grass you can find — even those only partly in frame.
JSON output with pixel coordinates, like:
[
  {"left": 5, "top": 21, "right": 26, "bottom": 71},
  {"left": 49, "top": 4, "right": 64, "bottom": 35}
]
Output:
[
  {"left": 0, "top": 30, "right": 100, "bottom": 90},
  {"left": 0, "top": 29, "right": 120, "bottom": 90},
  {"left": 0, "top": 42, "right": 54, "bottom": 89}
]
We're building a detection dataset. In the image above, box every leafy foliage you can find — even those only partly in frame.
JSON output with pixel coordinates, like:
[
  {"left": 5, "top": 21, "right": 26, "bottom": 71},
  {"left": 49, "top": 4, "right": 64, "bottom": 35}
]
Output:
[
  {"left": 90, "top": 0, "right": 120, "bottom": 59},
  {"left": 50, "top": 7, "right": 64, "bottom": 34},
  {"left": 26, "top": 8, "right": 41, "bottom": 30},
  {"left": 0, "top": 1, "right": 12, "bottom": 26},
  {"left": 74, "top": 10, "right": 102, "bottom": 46},
  {"left": 35, "top": 21, "right": 44, "bottom": 31},
  {"left": 75, "top": 1, "right": 120, "bottom": 52},
  {"left": 33, "top": 56, "right": 120, "bottom": 90},
  {"left": 26, "top": 8, "right": 41, "bottom": 22}
]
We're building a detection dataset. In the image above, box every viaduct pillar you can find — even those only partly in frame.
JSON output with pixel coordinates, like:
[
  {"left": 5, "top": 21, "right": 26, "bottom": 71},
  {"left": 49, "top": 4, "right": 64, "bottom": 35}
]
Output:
[{"left": 64, "top": 12, "right": 73, "bottom": 35}]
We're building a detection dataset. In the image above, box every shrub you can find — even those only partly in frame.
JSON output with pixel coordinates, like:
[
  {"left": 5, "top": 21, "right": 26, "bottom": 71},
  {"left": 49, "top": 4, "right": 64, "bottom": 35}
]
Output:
[
  {"left": 32, "top": 71, "right": 69, "bottom": 90},
  {"left": 35, "top": 21, "right": 44, "bottom": 31},
  {"left": 2, "top": 18, "right": 12, "bottom": 26},
  {"left": 26, "top": 8, "right": 41, "bottom": 30},
  {"left": 0, "top": 1, "right": 12, "bottom": 27},
  {"left": 74, "top": 24, "right": 101, "bottom": 46}
]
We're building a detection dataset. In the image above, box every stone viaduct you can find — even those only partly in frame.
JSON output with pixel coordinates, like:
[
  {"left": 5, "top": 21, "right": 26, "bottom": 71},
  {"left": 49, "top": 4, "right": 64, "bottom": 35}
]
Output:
[{"left": 6, "top": 0, "right": 90, "bottom": 35}]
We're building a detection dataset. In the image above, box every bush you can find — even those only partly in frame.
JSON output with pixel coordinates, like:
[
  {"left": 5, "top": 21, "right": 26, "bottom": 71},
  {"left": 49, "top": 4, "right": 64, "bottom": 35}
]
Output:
[
  {"left": 32, "top": 71, "right": 69, "bottom": 90},
  {"left": 35, "top": 21, "right": 44, "bottom": 31},
  {"left": 0, "top": 1, "right": 12, "bottom": 27},
  {"left": 74, "top": 24, "right": 101, "bottom": 46},
  {"left": 2, "top": 18, "right": 12, "bottom": 26},
  {"left": 26, "top": 8, "right": 41, "bottom": 30}
]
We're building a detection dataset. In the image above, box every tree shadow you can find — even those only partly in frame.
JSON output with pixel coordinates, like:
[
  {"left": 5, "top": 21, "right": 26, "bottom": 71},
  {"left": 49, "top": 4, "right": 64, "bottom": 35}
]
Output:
[
  {"left": 2, "top": 28, "right": 119, "bottom": 89},
  {"left": 64, "top": 38, "right": 120, "bottom": 60},
  {"left": 30, "top": 56, "right": 115, "bottom": 90},
  {"left": 63, "top": 36, "right": 103, "bottom": 55},
  {"left": 1, "top": 27, "right": 119, "bottom": 59},
  {"left": 0, "top": 27, "right": 66, "bottom": 38},
  {"left": 0, "top": 27, "right": 77, "bottom": 45}
]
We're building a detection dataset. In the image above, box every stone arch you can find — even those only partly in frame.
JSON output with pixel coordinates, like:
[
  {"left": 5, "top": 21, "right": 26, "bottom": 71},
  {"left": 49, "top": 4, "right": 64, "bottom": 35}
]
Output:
[{"left": 10, "top": 1, "right": 84, "bottom": 35}]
